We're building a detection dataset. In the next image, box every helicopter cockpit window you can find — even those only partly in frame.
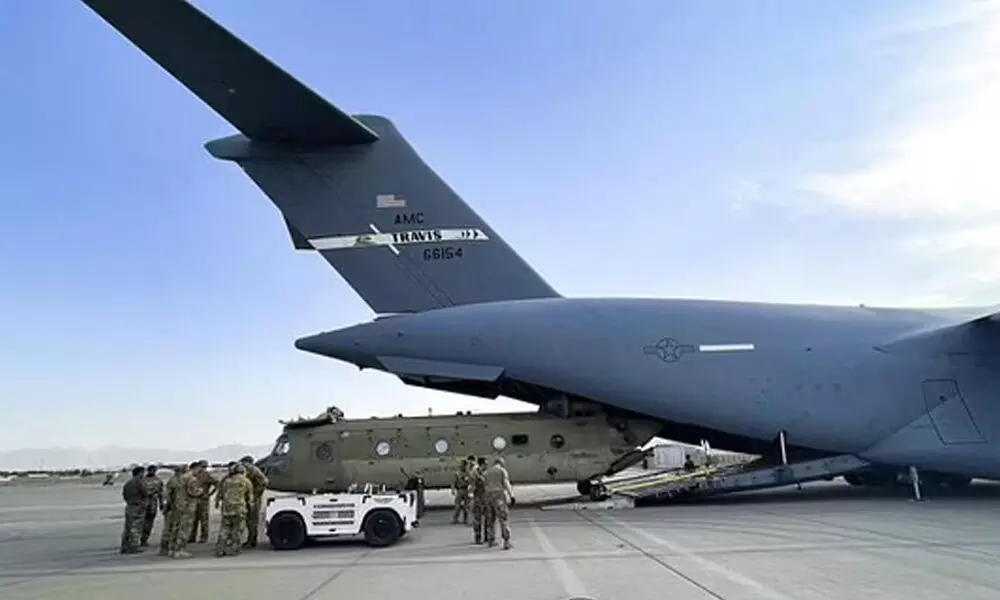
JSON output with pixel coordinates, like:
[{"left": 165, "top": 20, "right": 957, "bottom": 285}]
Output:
[{"left": 272, "top": 436, "right": 290, "bottom": 457}]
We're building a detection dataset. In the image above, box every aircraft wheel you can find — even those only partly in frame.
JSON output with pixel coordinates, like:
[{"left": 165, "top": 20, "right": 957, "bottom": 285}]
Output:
[
  {"left": 363, "top": 509, "right": 402, "bottom": 547},
  {"left": 945, "top": 475, "right": 972, "bottom": 489},
  {"left": 843, "top": 474, "right": 864, "bottom": 486},
  {"left": 577, "top": 480, "right": 592, "bottom": 497},
  {"left": 268, "top": 512, "right": 306, "bottom": 551},
  {"left": 859, "top": 470, "right": 897, "bottom": 487}
]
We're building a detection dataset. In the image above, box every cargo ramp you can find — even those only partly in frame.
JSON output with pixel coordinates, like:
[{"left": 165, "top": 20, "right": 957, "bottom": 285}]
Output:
[{"left": 609, "top": 454, "right": 871, "bottom": 505}]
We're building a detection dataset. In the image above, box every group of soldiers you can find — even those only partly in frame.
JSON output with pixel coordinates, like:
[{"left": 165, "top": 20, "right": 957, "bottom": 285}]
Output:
[
  {"left": 451, "top": 455, "right": 516, "bottom": 550},
  {"left": 119, "top": 455, "right": 269, "bottom": 558}
]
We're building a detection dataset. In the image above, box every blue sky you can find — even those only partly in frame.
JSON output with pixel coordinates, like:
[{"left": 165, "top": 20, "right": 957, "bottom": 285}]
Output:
[{"left": 1, "top": 1, "right": 997, "bottom": 452}]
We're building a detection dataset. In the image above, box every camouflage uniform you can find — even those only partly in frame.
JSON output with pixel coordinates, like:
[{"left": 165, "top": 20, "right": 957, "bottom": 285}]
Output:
[
  {"left": 140, "top": 469, "right": 164, "bottom": 546},
  {"left": 483, "top": 458, "right": 514, "bottom": 550},
  {"left": 188, "top": 462, "right": 217, "bottom": 543},
  {"left": 120, "top": 471, "right": 148, "bottom": 554},
  {"left": 169, "top": 466, "right": 205, "bottom": 558},
  {"left": 241, "top": 456, "right": 269, "bottom": 548},
  {"left": 158, "top": 465, "right": 187, "bottom": 556},
  {"left": 215, "top": 464, "right": 253, "bottom": 557},
  {"left": 470, "top": 458, "right": 488, "bottom": 544},
  {"left": 451, "top": 461, "right": 471, "bottom": 524},
  {"left": 214, "top": 462, "right": 237, "bottom": 503}
]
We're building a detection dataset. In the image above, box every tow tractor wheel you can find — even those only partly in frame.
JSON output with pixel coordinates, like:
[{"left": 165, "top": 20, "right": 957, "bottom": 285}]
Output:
[
  {"left": 363, "top": 509, "right": 402, "bottom": 547},
  {"left": 268, "top": 513, "right": 307, "bottom": 551},
  {"left": 577, "top": 480, "right": 592, "bottom": 497}
]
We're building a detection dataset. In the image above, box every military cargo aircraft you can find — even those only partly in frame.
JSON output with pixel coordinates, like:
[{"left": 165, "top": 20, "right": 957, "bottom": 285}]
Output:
[
  {"left": 78, "top": 0, "right": 1000, "bottom": 491},
  {"left": 257, "top": 404, "right": 659, "bottom": 496}
]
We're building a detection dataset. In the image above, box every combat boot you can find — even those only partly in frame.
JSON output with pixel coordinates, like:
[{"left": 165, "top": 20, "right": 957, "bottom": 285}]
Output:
[
  {"left": 474, "top": 533, "right": 482, "bottom": 544},
  {"left": 171, "top": 550, "right": 193, "bottom": 559},
  {"left": 503, "top": 540, "right": 512, "bottom": 550}
]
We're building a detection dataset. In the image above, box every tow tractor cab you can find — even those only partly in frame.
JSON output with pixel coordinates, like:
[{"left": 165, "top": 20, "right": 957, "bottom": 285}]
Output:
[{"left": 265, "top": 486, "right": 420, "bottom": 550}]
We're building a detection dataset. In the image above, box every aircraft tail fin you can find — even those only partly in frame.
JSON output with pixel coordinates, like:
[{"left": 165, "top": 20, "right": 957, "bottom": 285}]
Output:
[
  {"left": 82, "top": 0, "right": 560, "bottom": 314},
  {"left": 79, "top": 0, "right": 378, "bottom": 146},
  {"left": 205, "top": 128, "right": 560, "bottom": 314}
]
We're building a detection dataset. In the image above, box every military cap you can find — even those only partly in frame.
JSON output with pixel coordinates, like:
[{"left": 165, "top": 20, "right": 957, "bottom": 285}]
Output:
[{"left": 240, "top": 455, "right": 254, "bottom": 464}]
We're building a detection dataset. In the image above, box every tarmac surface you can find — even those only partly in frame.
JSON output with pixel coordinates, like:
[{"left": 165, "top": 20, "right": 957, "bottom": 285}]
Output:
[{"left": 2, "top": 479, "right": 1000, "bottom": 600}]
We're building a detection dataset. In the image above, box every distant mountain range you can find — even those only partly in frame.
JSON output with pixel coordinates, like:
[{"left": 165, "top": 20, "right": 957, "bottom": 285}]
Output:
[{"left": 0, "top": 444, "right": 272, "bottom": 471}]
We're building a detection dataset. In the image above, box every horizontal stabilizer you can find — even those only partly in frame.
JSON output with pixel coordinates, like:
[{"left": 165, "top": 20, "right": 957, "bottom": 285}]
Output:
[
  {"left": 79, "top": 0, "right": 378, "bottom": 146},
  {"left": 377, "top": 356, "right": 505, "bottom": 382}
]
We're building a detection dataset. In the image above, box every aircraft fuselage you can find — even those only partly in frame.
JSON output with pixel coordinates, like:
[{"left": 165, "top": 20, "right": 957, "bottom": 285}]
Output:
[{"left": 296, "top": 297, "right": 1000, "bottom": 479}]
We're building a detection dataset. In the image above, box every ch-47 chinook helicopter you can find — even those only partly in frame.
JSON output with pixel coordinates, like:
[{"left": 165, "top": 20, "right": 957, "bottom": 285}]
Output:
[{"left": 256, "top": 401, "right": 660, "bottom": 498}]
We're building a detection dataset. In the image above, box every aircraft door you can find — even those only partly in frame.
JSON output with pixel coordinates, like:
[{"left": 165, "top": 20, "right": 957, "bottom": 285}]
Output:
[{"left": 921, "top": 379, "right": 986, "bottom": 445}]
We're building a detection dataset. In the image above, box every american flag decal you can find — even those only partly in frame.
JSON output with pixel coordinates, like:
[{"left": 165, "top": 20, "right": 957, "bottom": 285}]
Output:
[{"left": 376, "top": 194, "right": 407, "bottom": 209}]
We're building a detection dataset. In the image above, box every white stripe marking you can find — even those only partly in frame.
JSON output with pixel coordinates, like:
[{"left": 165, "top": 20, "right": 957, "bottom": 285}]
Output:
[
  {"left": 698, "top": 343, "right": 755, "bottom": 353},
  {"left": 308, "top": 227, "right": 489, "bottom": 251},
  {"left": 368, "top": 223, "right": 399, "bottom": 255},
  {"left": 605, "top": 516, "right": 794, "bottom": 600},
  {"left": 529, "top": 519, "right": 589, "bottom": 598}
]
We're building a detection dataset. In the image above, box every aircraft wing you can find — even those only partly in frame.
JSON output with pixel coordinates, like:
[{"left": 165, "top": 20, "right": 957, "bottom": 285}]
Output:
[
  {"left": 79, "top": 0, "right": 379, "bottom": 146},
  {"left": 881, "top": 305, "right": 1000, "bottom": 353}
]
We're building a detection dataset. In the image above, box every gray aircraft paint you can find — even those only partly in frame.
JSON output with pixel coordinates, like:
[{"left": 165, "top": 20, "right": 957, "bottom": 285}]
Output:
[{"left": 78, "top": 0, "right": 1000, "bottom": 482}]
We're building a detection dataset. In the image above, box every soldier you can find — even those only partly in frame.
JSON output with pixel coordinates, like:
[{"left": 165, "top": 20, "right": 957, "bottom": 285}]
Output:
[
  {"left": 169, "top": 461, "right": 205, "bottom": 559},
  {"left": 450, "top": 458, "right": 472, "bottom": 525},
  {"left": 215, "top": 461, "right": 237, "bottom": 501},
  {"left": 240, "top": 455, "right": 269, "bottom": 548},
  {"left": 470, "top": 456, "right": 488, "bottom": 544},
  {"left": 683, "top": 455, "right": 696, "bottom": 472},
  {"left": 120, "top": 466, "right": 148, "bottom": 554},
  {"left": 188, "top": 459, "right": 217, "bottom": 543},
  {"left": 483, "top": 456, "right": 515, "bottom": 550},
  {"left": 139, "top": 465, "right": 164, "bottom": 547},
  {"left": 158, "top": 463, "right": 187, "bottom": 556},
  {"left": 214, "top": 463, "right": 253, "bottom": 557}
]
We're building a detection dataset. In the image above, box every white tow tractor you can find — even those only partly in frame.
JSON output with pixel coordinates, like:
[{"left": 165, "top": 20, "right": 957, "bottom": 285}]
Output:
[{"left": 264, "top": 487, "right": 420, "bottom": 550}]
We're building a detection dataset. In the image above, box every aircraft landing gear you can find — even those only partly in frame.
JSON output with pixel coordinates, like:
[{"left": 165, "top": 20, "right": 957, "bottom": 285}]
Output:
[
  {"left": 577, "top": 480, "right": 592, "bottom": 497},
  {"left": 908, "top": 465, "right": 923, "bottom": 501},
  {"left": 843, "top": 468, "right": 898, "bottom": 487}
]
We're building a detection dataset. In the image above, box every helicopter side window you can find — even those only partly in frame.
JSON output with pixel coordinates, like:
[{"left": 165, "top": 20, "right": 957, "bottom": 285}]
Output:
[
  {"left": 512, "top": 434, "right": 529, "bottom": 446},
  {"left": 272, "top": 436, "right": 290, "bottom": 457},
  {"left": 549, "top": 434, "right": 565, "bottom": 449}
]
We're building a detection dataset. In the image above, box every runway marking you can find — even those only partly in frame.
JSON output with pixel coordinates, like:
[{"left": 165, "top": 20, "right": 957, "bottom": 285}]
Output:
[
  {"left": 604, "top": 516, "right": 795, "bottom": 600},
  {"left": 529, "top": 518, "right": 589, "bottom": 599}
]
